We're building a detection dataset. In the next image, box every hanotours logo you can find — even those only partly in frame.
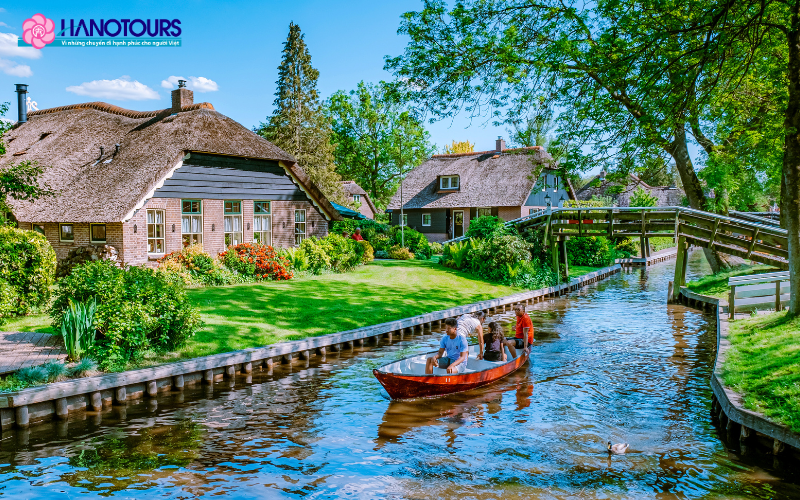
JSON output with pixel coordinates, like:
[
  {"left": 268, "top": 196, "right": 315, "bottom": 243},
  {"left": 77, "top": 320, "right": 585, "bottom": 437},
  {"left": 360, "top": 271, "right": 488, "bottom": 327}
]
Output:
[{"left": 23, "top": 14, "right": 55, "bottom": 49}]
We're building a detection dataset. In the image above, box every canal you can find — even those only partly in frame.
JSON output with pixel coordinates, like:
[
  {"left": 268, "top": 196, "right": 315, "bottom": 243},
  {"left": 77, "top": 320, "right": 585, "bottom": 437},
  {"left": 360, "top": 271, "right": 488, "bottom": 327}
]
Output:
[{"left": 1, "top": 253, "right": 798, "bottom": 498}]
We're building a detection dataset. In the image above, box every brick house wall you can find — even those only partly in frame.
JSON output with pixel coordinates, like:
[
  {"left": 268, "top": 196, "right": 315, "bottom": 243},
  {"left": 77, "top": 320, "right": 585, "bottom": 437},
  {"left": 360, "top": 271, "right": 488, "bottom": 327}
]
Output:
[{"left": 17, "top": 221, "right": 125, "bottom": 262}]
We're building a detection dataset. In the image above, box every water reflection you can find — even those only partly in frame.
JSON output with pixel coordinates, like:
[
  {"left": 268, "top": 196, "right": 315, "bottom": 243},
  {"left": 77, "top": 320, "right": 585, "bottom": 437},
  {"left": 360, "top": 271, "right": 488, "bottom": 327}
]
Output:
[{"left": 0, "top": 252, "right": 799, "bottom": 498}]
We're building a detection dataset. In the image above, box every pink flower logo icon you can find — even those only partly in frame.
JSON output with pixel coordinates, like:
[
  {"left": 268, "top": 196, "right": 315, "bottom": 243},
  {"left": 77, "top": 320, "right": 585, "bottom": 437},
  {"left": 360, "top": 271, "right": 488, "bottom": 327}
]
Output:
[{"left": 22, "top": 14, "right": 55, "bottom": 49}]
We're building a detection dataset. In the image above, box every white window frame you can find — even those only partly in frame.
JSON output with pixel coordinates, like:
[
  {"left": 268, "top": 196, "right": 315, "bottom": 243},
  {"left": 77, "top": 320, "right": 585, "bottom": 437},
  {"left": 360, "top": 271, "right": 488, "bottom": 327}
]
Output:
[
  {"left": 476, "top": 207, "right": 492, "bottom": 218},
  {"left": 254, "top": 201, "right": 272, "bottom": 246},
  {"left": 224, "top": 200, "right": 243, "bottom": 247},
  {"left": 294, "top": 209, "right": 307, "bottom": 245},
  {"left": 400, "top": 214, "right": 408, "bottom": 226},
  {"left": 90, "top": 223, "right": 107, "bottom": 244},
  {"left": 353, "top": 194, "right": 361, "bottom": 203},
  {"left": 59, "top": 223, "right": 74, "bottom": 242},
  {"left": 422, "top": 213, "right": 432, "bottom": 226},
  {"left": 181, "top": 199, "right": 203, "bottom": 248},
  {"left": 440, "top": 175, "right": 459, "bottom": 190},
  {"left": 147, "top": 209, "right": 165, "bottom": 255}
]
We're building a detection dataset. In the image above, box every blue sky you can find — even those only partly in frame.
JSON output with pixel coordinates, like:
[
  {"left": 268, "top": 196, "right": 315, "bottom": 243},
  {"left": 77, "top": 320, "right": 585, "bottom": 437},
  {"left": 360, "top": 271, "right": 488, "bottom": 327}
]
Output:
[{"left": 0, "top": 1, "right": 509, "bottom": 153}]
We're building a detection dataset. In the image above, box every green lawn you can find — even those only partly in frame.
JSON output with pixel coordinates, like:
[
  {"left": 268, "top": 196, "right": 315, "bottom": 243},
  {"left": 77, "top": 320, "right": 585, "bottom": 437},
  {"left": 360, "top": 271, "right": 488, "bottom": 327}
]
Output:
[
  {"left": 568, "top": 266, "right": 603, "bottom": 279},
  {"left": 723, "top": 311, "right": 800, "bottom": 432},
  {"left": 686, "top": 265, "right": 778, "bottom": 298},
  {"left": 2, "top": 311, "right": 54, "bottom": 334}
]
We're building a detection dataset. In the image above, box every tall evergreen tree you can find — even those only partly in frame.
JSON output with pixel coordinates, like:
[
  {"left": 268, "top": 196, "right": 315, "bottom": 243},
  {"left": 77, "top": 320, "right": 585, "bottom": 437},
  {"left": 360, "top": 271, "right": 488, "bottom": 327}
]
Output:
[{"left": 258, "top": 23, "right": 346, "bottom": 204}]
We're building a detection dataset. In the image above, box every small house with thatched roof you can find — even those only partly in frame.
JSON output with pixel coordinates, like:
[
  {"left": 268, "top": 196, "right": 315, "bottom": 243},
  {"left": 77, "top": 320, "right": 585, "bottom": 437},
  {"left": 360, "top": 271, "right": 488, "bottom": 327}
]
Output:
[
  {"left": 386, "top": 138, "right": 569, "bottom": 241},
  {"left": 2, "top": 83, "right": 342, "bottom": 266},
  {"left": 575, "top": 172, "right": 685, "bottom": 207},
  {"left": 340, "top": 180, "right": 377, "bottom": 219}
]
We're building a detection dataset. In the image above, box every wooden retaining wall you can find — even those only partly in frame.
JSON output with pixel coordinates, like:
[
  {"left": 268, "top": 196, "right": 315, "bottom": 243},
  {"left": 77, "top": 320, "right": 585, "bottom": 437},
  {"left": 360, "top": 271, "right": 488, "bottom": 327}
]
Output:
[
  {"left": 0, "top": 265, "right": 622, "bottom": 431},
  {"left": 676, "top": 287, "right": 800, "bottom": 462},
  {"left": 615, "top": 247, "right": 678, "bottom": 267}
]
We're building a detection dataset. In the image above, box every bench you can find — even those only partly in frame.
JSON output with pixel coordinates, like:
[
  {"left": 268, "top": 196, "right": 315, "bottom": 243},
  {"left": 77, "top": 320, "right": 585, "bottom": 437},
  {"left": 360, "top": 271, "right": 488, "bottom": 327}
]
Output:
[{"left": 728, "top": 271, "right": 790, "bottom": 318}]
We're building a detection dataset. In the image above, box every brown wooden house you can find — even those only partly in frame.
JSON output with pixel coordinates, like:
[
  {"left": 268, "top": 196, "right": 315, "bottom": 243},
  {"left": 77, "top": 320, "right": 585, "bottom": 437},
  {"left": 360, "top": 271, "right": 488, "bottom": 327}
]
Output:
[
  {"left": 386, "top": 139, "right": 569, "bottom": 241},
  {"left": 3, "top": 85, "right": 342, "bottom": 266},
  {"left": 340, "top": 180, "right": 378, "bottom": 219}
]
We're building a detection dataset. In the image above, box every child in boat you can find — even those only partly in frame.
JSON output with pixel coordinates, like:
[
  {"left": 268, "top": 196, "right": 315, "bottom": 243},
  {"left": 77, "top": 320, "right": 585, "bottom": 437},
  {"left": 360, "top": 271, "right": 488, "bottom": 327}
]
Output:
[
  {"left": 426, "top": 318, "right": 469, "bottom": 374},
  {"left": 483, "top": 322, "right": 518, "bottom": 362},
  {"left": 458, "top": 310, "right": 486, "bottom": 358}
]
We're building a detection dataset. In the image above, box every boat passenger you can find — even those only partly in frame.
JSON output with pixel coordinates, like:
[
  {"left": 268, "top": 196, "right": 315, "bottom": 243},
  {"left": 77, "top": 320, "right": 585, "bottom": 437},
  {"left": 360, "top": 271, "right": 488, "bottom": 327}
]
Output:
[
  {"left": 510, "top": 304, "right": 533, "bottom": 351},
  {"left": 426, "top": 318, "right": 469, "bottom": 374},
  {"left": 458, "top": 310, "right": 486, "bottom": 359},
  {"left": 482, "top": 321, "right": 518, "bottom": 362}
]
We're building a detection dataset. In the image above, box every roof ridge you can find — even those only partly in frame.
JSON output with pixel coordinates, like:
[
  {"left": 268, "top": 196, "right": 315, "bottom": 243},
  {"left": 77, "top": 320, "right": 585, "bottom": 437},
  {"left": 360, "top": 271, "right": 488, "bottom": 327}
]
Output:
[
  {"left": 431, "top": 145, "right": 544, "bottom": 159},
  {"left": 27, "top": 101, "right": 215, "bottom": 119}
]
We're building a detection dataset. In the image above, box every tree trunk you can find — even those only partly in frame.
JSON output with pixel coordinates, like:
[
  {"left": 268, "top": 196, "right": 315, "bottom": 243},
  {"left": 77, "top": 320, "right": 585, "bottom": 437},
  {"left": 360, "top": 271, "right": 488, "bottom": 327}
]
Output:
[{"left": 784, "top": 5, "right": 800, "bottom": 317}]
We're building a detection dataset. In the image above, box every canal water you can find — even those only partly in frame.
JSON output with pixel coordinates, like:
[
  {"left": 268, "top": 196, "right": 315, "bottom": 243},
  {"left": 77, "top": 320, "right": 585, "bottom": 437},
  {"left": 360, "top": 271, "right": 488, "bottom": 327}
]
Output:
[{"left": 1, "top": 253, "right": 798, "bottom": 499}]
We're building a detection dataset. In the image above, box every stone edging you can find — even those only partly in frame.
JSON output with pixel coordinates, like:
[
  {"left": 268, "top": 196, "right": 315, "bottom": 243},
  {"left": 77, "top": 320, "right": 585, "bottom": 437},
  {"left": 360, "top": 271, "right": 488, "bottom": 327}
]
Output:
[
  {"left": 677, "top": 287, "right": 800, "bottom": 452},
  {"left": 615, "top": 247, "right": 677, "bottom": 266},
  {"left": 0, "top": 264, "right": 622, "bottom": 430}
]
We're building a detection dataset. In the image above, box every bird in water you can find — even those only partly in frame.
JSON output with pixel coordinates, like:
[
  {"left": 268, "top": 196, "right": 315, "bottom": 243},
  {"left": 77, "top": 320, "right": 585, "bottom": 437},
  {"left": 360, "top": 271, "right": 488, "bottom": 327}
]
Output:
[{"left": 608, "top": 441, "right": 629, "bottom": 454}]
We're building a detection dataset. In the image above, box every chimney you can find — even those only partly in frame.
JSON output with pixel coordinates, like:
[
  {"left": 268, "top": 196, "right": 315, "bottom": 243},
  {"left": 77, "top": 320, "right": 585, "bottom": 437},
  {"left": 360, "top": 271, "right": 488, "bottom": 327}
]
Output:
[
  {"left": 15, "top": 84, "right": 28, "bottom": 124},
  {"left": 171, "top": 79, "right": 193, "bottom": 113},
  {"left": 496, "top": 135, "right": 506, "bottom": 152}
]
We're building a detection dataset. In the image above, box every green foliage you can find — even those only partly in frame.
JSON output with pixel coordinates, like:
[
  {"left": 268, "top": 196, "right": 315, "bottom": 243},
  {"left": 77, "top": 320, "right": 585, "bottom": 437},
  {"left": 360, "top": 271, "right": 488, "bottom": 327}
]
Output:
[
  {"left": 630, "top": 186, "right": 659, "bottom": 207},
  {"left": 359, "top": 240, "right": 374, "bottom": 263},
  {"left": 564, "top": 197, "right": 614, "bottom": 208},
  {"left": 370, "top": 234, "right": 392, "bottom": 252},
  {"left": 15, "top": 365, "right": 48, "bottom": 385},
  {"left": 68, "top": 358, "right": 98, "bottom": 378},
  {"left": 429, "top": 241, "right": 443, "bottom": 255},
  {"left": 566, "top": 237, "right": 613, "bottom": 267},
  {"left": 0, "top": 279, "right": 19, "bottom": 325},
  {"left": 158, "top": 245, "right": 240, "bottom": 286},
  {"left": 51, "top": 260, "right": 202, "bottom": 370},
  {"left": 331, "top": 219, "right": 390, "bottom": 238},
  {"left": 375, "top": 250, "right": 389, "bottom": 259},
  {"left": 468, "top": 234, "right": 532, "bottom": 282},
  {"left": 299, "top": 234, "right": 366, "bottom": 274},
  {"left": 300, "top": 237, "right": 333, "bottom": 274},
  {"left": 61, "top": 297, "right": 98, "bottom": 361},
  {"left": 388, "top": 245, "right": 414, "bottom": 260},
  {"left": 0, "top": 227, "right": 56, "bottom": 315},
  {"left": 279, "top": 247, "right": 310, "bottom": 271},
  {"left": 686, "top": 265, "right": 776, "bottom": 298},
  {"left": 390, "top": 226, "right": 431, "bottom": 258},
  {"left": 465, "top": 215, "right": 505, "bottom": 239},
  {"left": 219, "top": 243, "right": 293, "bottom": 280},
  {"left": 612, "top": 237, "right": 638, "bottom": 258},
  {"left": 42, "top": 360, "right": 68, "bottom": 381},
  {"left": 441, "top": 240, "right": 476, "bottom": 269}
]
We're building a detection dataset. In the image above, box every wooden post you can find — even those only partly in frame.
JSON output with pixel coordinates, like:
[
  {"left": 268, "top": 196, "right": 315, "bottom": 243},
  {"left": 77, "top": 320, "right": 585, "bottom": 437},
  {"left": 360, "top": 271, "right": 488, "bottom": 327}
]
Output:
[
  {"left": 558, "top": 238, "right": 569, "bottom": 281},
  {"left": 746, "top": 228, "right": 760, "bottom": 258},
  {"left": 91, "top": 391, "right": 103, "bottom": 411},
  {"left": 244, "top": 362, "right": 253, "bottom": 374},
  {"left": 607, "top": 209, "right": 614, "bottom": 238},
  {"left": 298, "top": 351, "right": 310, "bottom": 360},
  {"left": 147, "top": 380, "right": 158, "bottom": 397},
  {"left": 315, "top": 347, "right": 326, "bottom": 356},
  {"left": 667, "top": 281, "right": 674, "bottom": 304},
  {"left": 55, "top": 398, "right": 69, "bottom": 420},
  {"left": 173, "top": 374, "right": 184, "bottom": 391},
  {"left": 204, "top": 369, "right": 214, "bottom": 384},
  {"left": 225, "top": 365, "right": 236, "bottom": 378},
  {"left": 673, "top": 236, "right": 688, "bottom": 302},
  {"left": 15, "top": 405, "right": 29, "bottom": 428},
  {"left": 115, "top": 386, "right": 127, "bottom": 403},
  {"left": 265, "top": 358, "right": 274, "bottom": 375},
  {"left": 729, "top": 285, "right": 736, "bottom": 319},
  {"left": 551, "top": 236, "right": 560, "bottom": 283},
  {"left": 776, "top": 281, "right": 782, "bottom": 312}
]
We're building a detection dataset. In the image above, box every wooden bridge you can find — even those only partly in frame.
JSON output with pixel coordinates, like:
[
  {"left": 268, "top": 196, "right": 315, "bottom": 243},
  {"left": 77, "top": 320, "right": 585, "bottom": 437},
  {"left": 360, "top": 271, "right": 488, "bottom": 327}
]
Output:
[{"left": 447, "top": 206, "right": 789, "bottom": 301}]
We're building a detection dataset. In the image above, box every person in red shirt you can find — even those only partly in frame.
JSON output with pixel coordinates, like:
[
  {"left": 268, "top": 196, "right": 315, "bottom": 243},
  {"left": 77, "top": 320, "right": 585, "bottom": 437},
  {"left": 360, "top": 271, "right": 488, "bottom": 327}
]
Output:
[
  {"left": 351, "top": 228, "right": 364, "bottom": 241},
  {"left": 511, "top": 304, "right": 533, "bottom": 351}
]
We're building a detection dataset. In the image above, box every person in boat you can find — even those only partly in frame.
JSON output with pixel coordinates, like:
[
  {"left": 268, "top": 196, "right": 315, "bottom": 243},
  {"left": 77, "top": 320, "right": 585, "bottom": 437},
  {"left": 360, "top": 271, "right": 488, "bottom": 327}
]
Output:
[
  {"left": 510, "top": 304, "right": 533, "bottom": 353},
  {"left": 482, "top": 321, "right": 519, "bottom": 362},
  {"left": 457, "top": 310, "right": 486, "bottom": 359},
  {"left": 426, "top": 318, "right": 469, "bottom": 374}
]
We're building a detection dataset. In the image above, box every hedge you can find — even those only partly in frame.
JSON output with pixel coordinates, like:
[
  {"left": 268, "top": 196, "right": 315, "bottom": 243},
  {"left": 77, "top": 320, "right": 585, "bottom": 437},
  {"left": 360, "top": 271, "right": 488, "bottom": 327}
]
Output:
[{"left": 0, "top": 227, "right": 56, "bottom": 317}]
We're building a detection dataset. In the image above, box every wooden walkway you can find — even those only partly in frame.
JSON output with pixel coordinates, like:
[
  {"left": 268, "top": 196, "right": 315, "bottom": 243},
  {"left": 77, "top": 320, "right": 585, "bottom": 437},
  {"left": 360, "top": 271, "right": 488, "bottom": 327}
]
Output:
[{"left": 0, "top": 332, "right": 66, "bottom": 375}]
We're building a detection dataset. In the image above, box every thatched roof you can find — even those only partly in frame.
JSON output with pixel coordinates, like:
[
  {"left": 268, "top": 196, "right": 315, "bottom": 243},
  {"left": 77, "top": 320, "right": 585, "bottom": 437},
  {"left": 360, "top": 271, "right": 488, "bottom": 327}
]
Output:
[
  {"left": 2, "top": 102, "right": 341, "bottom": 222},
  {"left": 576, "top": 173, "right": 685, "bottom": 207},
  {"left": 340, "top": 180, "right": 378, "bottom": 215},
  {"left": 387, "top": 147, "right": 553, "bottom": 210}
]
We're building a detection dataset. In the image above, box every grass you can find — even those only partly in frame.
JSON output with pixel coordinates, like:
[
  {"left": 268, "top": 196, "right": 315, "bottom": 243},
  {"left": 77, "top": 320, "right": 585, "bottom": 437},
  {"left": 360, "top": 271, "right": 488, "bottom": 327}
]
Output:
[
  {"left": 568, "top": 265, "right": 603, "bottom": 279},
  {"left": 685, "top": 264, "right": 777, "bottom": 298},
  {"left": 2, "top": 312, "right": 54, "bottom": 334},
  {"left": 723, "top": 311, "right": 800, "bottom": 432}
]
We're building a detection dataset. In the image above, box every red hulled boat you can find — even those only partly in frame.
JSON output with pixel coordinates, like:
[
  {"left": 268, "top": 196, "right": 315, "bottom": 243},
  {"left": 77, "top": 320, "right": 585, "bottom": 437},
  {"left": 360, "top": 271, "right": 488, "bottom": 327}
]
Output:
[{"left": 373, "top": 344, "right": 530, "bottom": 399}]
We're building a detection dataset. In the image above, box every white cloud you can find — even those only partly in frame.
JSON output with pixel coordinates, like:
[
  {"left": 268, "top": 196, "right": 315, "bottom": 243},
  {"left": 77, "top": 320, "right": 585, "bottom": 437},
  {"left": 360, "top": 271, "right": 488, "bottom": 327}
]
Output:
[
  {"left": 0, "top": 22, "right": 12, "bottom": 29},
  {"left": 66, "top": 76, "right": 160, "bottom": 101},
  {"left": 0, "top": 33, "right": 42, "bottom": 59},
  {"left": 161, "top": 75, "right": 219, "bottom": 92},
  {"left": 0, "top": 58, "right": 32, "bottom": 77}
]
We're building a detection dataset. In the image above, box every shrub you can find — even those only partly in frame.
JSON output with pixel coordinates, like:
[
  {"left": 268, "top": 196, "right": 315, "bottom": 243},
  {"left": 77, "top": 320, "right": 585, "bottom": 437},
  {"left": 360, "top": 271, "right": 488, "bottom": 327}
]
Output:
[
  {"left": 15, "top": 365, "right": 47, "bottom": 385},
  {"left": 325, "top": 233, "right": 364, "bottom": 272},
  {"left": 0, "top": 280, "right": 19, "bottom": 325},
  {"left": 359, "top": 240, "right": 374, "bottom": 263},
  {"left": 613, "top": 237, "right": 638, "bottom": 258},
  {"left": 442, "top": 240, "right": 476, "bottom": 269},
  {"left": 469, "top": 234, "right": 532, "bottom": 282},
  {"left": 279, "top": 247, "right": 309, "bottom": 271},
  {"left": 159, "top": 245, "right": 236, "bottom": 285},
  {"left": 0, "top": 227, "right": 56, "bottom": 315},
  {"left": 51, "top": 260, "right": 202, "bottom": 370},
  {"left": 370, "top": 234, "right": 392, "bottom": 252},
  {"left": 331, "top": 219, "right": 389, "bottom": 238},
  {"left": 507, "top": 260, "right": 558, "bottom": 289},
  {"left": 630, "top": 186, "right": 659, "bottom": 207},
  {"left": 375, "top": 250, "right": 389, "bottom": 259},
  {"left": 67, "top": 358, "right": 98, "bottom": 378},
  {"left": 220, "top": 243, "right": 293, "bottom": 281},
  {"left": 566, "top": 236, "right": 613, "bottom": 266},
  {"left": 465, "top": 215, "right": 505, "bottom": 239},
  {"left": 390, "top": 226, "right": 431, "bottom": 258},
  {"left": 388, "top": 245, "right": 414, "bottom": 260},
  {"left": 61, "top": 297, "right": 97, "bottom": 361},
  {"left": 42, "top": 361, "right": 68, "bottom": 382},
  {"left": 300, "top": 237, "right": 332, "bottom": 274},
  {"left": 429, "top": 242, "right": 444, "bottom": 255}
]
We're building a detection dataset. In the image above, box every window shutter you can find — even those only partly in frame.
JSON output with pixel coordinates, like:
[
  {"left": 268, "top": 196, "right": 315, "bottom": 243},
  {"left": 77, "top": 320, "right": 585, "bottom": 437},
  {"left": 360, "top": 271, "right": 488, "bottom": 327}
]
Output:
[{"left": 491, "top": 207, "right": 499, "bottom": 217}]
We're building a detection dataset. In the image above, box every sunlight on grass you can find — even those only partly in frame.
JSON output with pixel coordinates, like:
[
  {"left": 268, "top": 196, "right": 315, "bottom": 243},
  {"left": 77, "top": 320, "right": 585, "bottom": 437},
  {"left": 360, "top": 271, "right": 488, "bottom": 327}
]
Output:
[
  {"left": 1, "top": 313, "right": 53, "bottom": 334},
  {"left": 568, "top": 266, "right": 602, "bottom": 279},
  {"left": 723, "top": 311, "right": 800, "bottom": 432},
  {"left": 686, "top": 265, "right": 777, "bottom": 298}
]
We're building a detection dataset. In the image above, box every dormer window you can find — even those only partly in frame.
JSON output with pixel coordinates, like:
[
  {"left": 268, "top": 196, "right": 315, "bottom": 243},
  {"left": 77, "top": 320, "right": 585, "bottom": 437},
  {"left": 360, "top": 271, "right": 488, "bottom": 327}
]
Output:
[
  {"left": 440, "top": 175, "right": 459, "bottom": 190},
  {"left": 353, "top": 194, "right": 360, "bottom": 203}
]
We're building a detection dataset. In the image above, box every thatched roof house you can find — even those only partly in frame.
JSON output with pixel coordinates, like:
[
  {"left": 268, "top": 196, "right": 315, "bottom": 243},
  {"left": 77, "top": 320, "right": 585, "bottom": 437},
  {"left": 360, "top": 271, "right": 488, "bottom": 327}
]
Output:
[
  {"left": 576, "top": 173, "right": 685, "bottom": 207},
  {"left": 3, "top": 84, "right": 342, "bottom": 265},
  {"left": 340, "top": 180, "right": 377, "bottom": 219},
  {"left": 386, "top": 138, "right": 568, "bottom": 241}
]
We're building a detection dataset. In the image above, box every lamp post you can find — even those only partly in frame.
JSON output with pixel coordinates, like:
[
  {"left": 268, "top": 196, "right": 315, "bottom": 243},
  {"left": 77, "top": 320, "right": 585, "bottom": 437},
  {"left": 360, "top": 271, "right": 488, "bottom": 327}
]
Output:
[{"left": 545, "top": 193, "right": 552, "bottom": 208}]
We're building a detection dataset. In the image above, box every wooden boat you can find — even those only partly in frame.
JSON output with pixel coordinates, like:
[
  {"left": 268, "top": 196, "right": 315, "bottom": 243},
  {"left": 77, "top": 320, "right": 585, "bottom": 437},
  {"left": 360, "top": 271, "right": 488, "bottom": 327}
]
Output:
[{"left": 373, "top": 344, "right": 530, "bottom": 400}]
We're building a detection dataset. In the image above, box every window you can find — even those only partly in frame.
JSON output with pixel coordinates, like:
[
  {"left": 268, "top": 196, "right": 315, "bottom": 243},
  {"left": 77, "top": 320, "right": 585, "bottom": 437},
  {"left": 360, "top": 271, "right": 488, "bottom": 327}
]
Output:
[
  {"left": 422, "top": 214, "right": 432, "bottom": 226},
  {"left": 59, "top": 223, "right": 74, "bottom": 242},
  {"left": 224, "top": 200, "right": 243, "bottom": 247},
  {"left": 254, "top": 201, "right": 272, "bottom": 246},
  {"left": 353, "top": 194, "right": 361, "bottom": 203},
  {"left": 33, "top": 224, "right": 45, "bottom": 235},
  {"left": 181, "top": 199, "right": 203, "bottom": 247},
  {"left": 440, "top": 175, "right": 459, "bottom": 190},
  {"left": 529, "top": 209, "right": 536, "bottom": 215},
  {"left": 477, "top": 207, "right": 492, "bottom": 218},
  {"left": 400, "top": 214, "right": 408, "bottom": 226},
  {"left": 294, "top": 209, "right": 306, "bottom": 245},
  {"left": 147, "top": 209, "right": 165, "bottom": 254},
  {"left": 90, "top": 224, "right": 107, "bottom": 243}
]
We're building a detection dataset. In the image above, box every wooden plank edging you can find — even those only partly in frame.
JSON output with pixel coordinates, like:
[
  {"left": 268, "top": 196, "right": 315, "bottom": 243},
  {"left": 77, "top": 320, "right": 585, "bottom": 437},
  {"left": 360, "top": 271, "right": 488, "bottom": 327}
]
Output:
[{"left": 0, "top": 264, "right": 622, "bottom": 411}]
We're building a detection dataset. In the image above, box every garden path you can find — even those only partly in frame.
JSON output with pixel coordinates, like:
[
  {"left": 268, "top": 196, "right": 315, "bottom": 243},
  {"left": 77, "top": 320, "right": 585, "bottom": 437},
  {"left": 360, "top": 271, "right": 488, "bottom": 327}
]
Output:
[{"left": 0, "top": 332, "right": 66, "bottom": 375}]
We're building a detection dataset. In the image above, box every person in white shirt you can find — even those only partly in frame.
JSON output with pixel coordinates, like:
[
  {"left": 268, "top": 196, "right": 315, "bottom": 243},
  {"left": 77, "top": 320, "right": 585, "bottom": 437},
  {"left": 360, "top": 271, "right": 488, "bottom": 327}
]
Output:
[{"left": 456, "top": 310, "right": 486, "bottom": 359}]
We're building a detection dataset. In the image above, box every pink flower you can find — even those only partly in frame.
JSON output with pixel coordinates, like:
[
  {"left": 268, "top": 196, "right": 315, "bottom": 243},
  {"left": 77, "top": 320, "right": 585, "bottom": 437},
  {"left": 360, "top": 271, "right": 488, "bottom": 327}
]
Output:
[{"left": 23, "top": 14, "right": 55, "bottom": 49}]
